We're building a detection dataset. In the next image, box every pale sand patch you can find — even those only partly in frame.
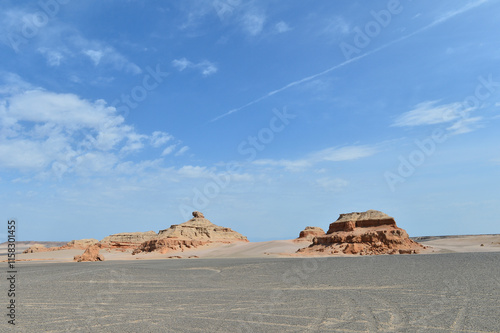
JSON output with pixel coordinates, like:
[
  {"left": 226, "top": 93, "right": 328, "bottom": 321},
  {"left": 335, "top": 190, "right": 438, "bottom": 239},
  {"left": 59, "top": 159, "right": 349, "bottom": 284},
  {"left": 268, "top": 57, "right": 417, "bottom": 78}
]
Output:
[{"left": 417, "top": 234, "right": 500, "bottom": 253}]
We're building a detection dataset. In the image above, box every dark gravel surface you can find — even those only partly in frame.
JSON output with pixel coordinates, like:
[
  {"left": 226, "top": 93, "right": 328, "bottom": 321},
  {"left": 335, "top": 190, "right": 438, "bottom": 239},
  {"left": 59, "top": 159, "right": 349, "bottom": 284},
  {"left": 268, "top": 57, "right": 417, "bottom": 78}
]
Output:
[{"left": 5, "top": 252, "right": 500, "bottom": 332}]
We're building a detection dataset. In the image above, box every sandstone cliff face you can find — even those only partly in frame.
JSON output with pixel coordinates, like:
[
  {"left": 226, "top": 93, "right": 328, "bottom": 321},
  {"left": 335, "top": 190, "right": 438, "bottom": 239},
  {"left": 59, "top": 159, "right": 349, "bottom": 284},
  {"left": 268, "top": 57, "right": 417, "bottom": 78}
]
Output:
[
  {"left": 132, "top": 239, "right": 207, "bottom": 255},
  {"left": 74, "top": 244, "right": 105, "bottom": 262},
  {"left": 298, "top": 210, "right": 424, "bottom": 255},
  {"left": 99, "top": 231, "right": 157, "bottom": 249},
  {"left": 297, "top": 226, "right": 325, "bottom": 241},
  {"left": 133, "top": 212, "right": 248, "bottom": 254}
]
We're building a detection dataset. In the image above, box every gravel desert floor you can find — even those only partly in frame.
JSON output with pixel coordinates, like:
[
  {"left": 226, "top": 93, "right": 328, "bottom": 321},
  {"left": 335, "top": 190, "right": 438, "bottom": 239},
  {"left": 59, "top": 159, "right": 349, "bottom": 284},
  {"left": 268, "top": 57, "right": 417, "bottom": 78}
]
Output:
[{"left": 4, "top": 252, "right": 500, "bottom": 332}]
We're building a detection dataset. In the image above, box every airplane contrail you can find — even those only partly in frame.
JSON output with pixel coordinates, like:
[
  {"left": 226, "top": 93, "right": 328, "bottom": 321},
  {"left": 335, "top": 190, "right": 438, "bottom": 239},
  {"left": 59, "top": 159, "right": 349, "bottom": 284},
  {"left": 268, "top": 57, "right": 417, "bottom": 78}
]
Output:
[{"left": 210, "top": 0, "right": 490, "bottom": 123}]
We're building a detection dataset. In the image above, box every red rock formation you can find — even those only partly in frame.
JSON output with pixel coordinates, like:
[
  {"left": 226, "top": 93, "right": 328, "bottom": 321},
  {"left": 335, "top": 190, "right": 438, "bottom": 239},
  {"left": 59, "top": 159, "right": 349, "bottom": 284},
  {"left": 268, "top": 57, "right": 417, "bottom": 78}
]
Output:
[
  {"left": 99, "top": 231, "right": 157, "bottom": 249},
  {"left": 133, "top": 212, "right": 248, "bottom": 254},
  {"left": 74, "top": 244, "right": 105, "bottom": 262},
  {"left": 132, "top": 239, "right": 207, "bottom": 255},
  {"left": 297, "top": 226, "right": 325, "bottom": 241},
  {"left": 298, "top": 210, "right": 424, "bottom": 255}
]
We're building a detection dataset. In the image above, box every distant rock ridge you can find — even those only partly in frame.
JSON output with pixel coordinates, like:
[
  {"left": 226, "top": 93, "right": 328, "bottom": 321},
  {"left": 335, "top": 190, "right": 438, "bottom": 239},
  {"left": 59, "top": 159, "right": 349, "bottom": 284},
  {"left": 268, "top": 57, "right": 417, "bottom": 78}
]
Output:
[
  {"left": 298, "top": 210, "right": 425, "bottom": 255},
  {"left": 23, "top": 238, "right": 99, "bottom": 253}
]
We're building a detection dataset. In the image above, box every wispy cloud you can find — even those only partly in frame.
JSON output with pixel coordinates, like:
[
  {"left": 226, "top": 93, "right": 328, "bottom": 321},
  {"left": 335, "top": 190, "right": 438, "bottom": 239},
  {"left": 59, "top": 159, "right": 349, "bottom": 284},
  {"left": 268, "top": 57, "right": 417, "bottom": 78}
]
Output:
[
  {"left": 37, "top": 48, "right": 65, "bottom": 66},
  {"left": 274, "top": 21, "right": 291, "bottom": 33},
  {"left": 392, "top": 101, "right": 469, "bottom": 127},
  {"left": 324, "top": 16, "right": 350, "bottom": 35},
  {"left": 175, "top": 146, "right": 190, "bottom": 156},
  {"left": 254, "top": 144, "right": 379, "bottom": 172},
  {"left": 241, "top": 10, "right": 266, "bottom": 36},
  {"left": 0, "top": 8, "right": 141, "bottom": 75},
  {"left": 392, "top": 100, "right": 482, "bottom": 135},
  {"left": 172, "top": 58, "right": 218, "bottom": 76},
  {"left": 79, "top": 44, "right": 142, "bottom": 75},
  {"left": 211, "top": 0, "right": 490, "bottom": 122}
]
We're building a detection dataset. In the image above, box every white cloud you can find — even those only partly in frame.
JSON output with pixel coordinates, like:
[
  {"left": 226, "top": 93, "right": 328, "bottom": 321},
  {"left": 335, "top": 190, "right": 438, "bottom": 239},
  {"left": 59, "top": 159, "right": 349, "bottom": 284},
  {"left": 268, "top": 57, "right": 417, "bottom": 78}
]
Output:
[
  {"left": 81, "top": 45, "right": 142, "bottom": 75},
  {"left": 311, "top": 145, "right": 378, "bottom": 162},
  {"left": 172, "top": 58, "right": 218, "bottom": 77},
  {"left": 446, "top": 117, "right": 482, "bottom": 135},
  {"left": 37, "top": 48, "right": 64, "bottom": 66},
  {"left": 175, "top": 146, "right": 190, "bottom": 156},
  {"left": 172, "top": 58, "right": 190, "bottom": 71},
  {"left": 0, "top": 77, "right": 182, "bottom": 175},
  {"left": 242, "top": 11, "right": 265, "bottom": 36},
  {"left": 324, "top": 16, "right": 350, "bottom": 35},
  {"left": 392, "top": 101, "right": 471, "bottom": 127},
  {"left": 177, "top": 165, "right": 209, "bottom": 178},
  {"left": 84, "top": 49, "right": 104, "bottom": 65},
  {"left": 162, "top": 144, "right": 177, "bottom": 156},
  {"left": 275, "top": 21, "right": 291, "bottom": 33},
  {"left": 150, "top": 131, "right": 173, "bottom": 147},
  {"left": 393, "top": 100, "right": 483, "bottom": 135}
]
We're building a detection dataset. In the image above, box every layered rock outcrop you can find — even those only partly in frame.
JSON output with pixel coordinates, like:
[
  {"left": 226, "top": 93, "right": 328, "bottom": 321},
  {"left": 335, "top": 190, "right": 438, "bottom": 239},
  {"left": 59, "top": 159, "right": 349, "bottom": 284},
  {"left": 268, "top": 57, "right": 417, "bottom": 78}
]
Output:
[
  {"left": 298, "top": 210, "right": 424, "bottom": 255},
  {"left": 99, "top": 231, "right": 157, "bottom": 249},
  {"left": 297, "top": 226, "right": 325, "bottom": 241},
  {"left": 133, "top": 212, "right": 248, "bottom": 254},
  {"left": 74, "top": 244, "right": 105, "bottom": 262}
]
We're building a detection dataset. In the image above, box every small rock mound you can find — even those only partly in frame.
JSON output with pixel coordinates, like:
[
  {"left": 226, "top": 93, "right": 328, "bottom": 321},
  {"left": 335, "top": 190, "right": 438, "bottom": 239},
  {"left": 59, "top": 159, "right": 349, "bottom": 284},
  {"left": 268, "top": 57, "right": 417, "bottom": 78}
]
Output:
[
  {"left": 297, "top": 226, "right": 325, "bottom": 241},
  {"left": 298, "top": 210, "right": 424, "bottom": 255},
  {"left": 74, "top": 244, "right": 105, "bottom": 262},
  {"left": 23, "top": 244, "right": 50, "bottom": 253},
  {"left": 133, "top": 212, "right": 248, "bottom": 254}
]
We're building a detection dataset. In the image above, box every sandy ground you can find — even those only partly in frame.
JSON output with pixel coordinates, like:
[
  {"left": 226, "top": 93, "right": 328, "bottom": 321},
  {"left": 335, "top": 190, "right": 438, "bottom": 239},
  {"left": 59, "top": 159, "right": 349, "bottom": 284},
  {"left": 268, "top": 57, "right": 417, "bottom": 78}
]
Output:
[
  {"left": 7, "top": 253, "right": 500, "bottom": 332},
  {"left": 7, "top": 234, "right": 500, "bottom": 263},
  {"left": 416, "top": 234, "right": 500, "bottom": 253}
]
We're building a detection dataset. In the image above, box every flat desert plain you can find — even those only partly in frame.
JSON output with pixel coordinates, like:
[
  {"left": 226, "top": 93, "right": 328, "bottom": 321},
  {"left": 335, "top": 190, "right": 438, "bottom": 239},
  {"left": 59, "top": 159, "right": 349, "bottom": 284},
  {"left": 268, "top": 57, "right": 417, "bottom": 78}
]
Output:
[{"left": 2, "top": 235, "right": 500, "bottom": 332}]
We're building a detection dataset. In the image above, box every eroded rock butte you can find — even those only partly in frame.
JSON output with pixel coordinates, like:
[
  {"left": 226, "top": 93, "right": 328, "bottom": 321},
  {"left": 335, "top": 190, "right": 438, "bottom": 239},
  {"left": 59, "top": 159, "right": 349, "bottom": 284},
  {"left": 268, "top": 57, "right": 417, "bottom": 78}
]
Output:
[
  {"left": 132, "top": 212, "right": 248, "bottom": 255},
  {"left": 298, "top": 210, "right": 424, "bottom": 255}
]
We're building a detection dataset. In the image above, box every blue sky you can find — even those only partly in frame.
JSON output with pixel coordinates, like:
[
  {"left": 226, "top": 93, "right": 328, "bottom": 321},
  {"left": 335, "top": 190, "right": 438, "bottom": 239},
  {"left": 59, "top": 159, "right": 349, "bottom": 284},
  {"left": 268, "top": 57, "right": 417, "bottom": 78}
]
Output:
[{"left": 1, "top": 0, "right": 499, "bottom": 242}]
